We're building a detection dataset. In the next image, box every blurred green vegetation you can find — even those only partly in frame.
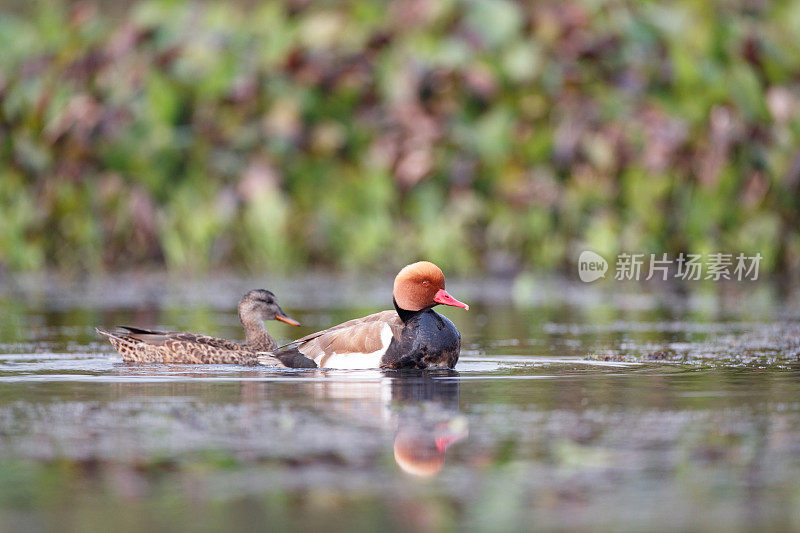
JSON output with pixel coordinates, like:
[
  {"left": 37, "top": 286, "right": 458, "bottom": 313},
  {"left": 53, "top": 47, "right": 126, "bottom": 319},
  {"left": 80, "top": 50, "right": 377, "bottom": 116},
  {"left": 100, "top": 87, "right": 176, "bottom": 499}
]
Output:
[{"left": 1, "top": 0, "right": 799, "bottom": 274}]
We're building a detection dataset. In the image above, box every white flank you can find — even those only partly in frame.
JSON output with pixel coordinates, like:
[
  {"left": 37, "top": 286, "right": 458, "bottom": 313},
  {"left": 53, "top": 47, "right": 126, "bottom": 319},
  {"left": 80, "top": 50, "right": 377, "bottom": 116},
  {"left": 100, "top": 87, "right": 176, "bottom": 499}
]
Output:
[{"left": 319, "top": 323, "right": 392, "bottom": 369}]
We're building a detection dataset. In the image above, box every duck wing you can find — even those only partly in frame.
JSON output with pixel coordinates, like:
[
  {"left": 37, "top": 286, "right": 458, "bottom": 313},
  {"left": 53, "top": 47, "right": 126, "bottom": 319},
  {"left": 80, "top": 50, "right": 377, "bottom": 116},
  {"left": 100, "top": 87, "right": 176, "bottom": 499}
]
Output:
[
  {"left": 115, "top": 326, "right": 242, "bottom": 351},
  {"left": 97, "top": 326, "right": 255, "bottom": 364},
  {"left": 278, "top": 310, "right": 399, "bottom": 348},
  {"left": 274, "top": 310, "right": 403, "bottom": 368}
]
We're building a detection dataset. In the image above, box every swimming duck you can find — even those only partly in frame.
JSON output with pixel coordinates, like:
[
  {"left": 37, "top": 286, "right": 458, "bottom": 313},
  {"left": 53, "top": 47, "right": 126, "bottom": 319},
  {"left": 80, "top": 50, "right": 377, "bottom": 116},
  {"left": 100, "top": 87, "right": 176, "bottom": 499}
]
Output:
[
  {"left": 269, "top": 261, "right": 468, "bottom": 369},
  {"left": 97, "top": 289, "right": 315, "bottom": 366}
]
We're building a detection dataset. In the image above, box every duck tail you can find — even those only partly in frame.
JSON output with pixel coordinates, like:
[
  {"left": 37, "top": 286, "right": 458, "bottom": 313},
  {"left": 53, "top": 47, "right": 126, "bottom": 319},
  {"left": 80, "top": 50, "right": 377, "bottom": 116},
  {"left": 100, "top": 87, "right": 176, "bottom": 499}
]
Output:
[
  {"left": 95, "top": 327, "right": 121, "bottom": 340},
  {"left": 96, "top": 327, "right": 138, "bottom": 362},
  {"left": 258, "top": 348, "right": 317, "bottom": 369}
]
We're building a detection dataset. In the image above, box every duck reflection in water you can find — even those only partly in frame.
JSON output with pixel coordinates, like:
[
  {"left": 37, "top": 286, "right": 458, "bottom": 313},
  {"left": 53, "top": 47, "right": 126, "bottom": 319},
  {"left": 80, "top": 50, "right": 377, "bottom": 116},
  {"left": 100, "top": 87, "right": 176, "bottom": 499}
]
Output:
[{"left": 307, "top": 369, "right": 468, "bottom": 477}]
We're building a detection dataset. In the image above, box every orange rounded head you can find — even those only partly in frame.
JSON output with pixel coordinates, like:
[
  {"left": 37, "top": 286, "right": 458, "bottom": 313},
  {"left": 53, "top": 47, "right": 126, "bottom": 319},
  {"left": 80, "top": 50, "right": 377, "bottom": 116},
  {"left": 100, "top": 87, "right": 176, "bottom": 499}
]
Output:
[{"left": 393, "top": 261, "right": 469, "bottom": 312}]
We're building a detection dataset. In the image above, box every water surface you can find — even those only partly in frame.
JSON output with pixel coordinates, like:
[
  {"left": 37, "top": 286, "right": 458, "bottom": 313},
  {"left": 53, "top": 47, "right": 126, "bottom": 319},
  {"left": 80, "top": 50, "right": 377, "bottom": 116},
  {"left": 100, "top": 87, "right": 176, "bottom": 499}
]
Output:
[{"left": 1, "top": 273, "right": 799, "bottom": 532}]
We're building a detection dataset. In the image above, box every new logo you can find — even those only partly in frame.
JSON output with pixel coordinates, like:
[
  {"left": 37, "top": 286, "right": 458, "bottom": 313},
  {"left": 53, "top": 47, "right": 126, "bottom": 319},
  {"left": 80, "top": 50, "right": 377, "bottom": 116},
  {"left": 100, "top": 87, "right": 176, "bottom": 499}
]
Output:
[{"left": 578, "top": 251, "right": 608, "bottom": 282}]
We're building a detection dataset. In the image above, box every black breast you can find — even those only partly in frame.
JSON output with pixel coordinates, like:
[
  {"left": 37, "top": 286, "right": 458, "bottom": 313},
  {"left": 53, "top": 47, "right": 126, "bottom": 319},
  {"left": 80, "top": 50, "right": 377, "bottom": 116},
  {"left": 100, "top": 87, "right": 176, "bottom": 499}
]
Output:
[{"left": 381, "top": 309, "right": 461, "bottom": 369}]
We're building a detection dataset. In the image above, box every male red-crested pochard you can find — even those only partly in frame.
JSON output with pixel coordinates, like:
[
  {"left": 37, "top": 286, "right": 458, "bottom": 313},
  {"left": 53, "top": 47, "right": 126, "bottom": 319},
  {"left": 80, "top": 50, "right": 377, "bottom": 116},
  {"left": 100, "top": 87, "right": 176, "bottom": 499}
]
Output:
[
  {"left": 97, "top": 289, "right": 314, "bottom": 366},
  {"left": 268, "top": 261, "right": 469, "bottom": 369}
]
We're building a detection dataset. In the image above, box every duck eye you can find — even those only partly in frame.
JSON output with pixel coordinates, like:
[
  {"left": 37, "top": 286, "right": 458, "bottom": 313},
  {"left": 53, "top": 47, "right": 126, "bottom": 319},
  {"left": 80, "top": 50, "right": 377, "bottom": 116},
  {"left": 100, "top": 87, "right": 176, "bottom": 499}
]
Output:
[{"left": 422, "top": 280, "right": 430, "bottom": 287}]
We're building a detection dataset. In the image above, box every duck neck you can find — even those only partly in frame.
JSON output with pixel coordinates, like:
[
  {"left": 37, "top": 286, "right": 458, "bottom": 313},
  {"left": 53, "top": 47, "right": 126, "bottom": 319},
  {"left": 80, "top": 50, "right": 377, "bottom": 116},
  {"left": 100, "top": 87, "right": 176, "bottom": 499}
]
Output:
[
  {"left": 240, "top": 314, "right": 276, "bottom": 351},
  {"left": 393, "top": 298, "right": 425, "bottom": 323}
]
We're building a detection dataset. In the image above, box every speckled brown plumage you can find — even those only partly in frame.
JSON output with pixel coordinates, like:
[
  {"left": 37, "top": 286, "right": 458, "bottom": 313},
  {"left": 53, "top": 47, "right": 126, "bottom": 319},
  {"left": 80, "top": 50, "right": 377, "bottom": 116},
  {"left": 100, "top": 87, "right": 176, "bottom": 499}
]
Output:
[{"left": 96, "top": 289, "right": 315, "bottom": 367}]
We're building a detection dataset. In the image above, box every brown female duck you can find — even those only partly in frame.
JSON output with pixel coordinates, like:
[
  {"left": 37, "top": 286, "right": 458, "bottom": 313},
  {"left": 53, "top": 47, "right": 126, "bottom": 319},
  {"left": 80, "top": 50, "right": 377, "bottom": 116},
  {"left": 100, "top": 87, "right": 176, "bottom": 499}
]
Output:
[{"left": 97, "top": 289, "right": 315, "bottom": 366}]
